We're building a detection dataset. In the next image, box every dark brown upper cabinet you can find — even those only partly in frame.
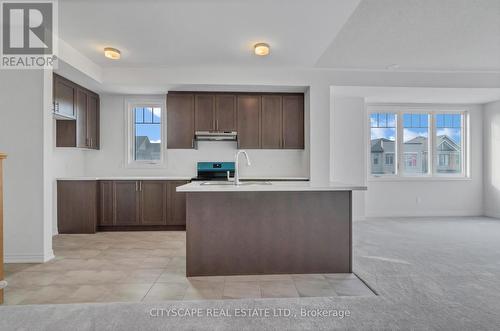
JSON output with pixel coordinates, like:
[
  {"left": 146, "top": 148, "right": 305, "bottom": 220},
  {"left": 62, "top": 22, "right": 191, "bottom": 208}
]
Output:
[
  {"left": 261, "top": 95, "right": 283, "bottom": 149},
  {"left": 76, "top": 89, "right": 88, "bottom": 148},
  {"left": 194, "top": 94, "right": 237, "bottom": 132},
  {"left": 53, "top": 75, "right": 76, "bottom": 119},
  {"left": 167, "top": 93, "right": 195, "bottom": 149},
  {"left": 237, "top": 95, "right": 261, "bottom": 149},
  {"left": 195, "top": 94, "right": 216, "bottom": 131},
  {"left": 54, "top": 74, "right": 100, "bottom": 150},
  {"left": 282, "top": 95, "right": 305, "bottom": 149},
  {"left": 215, "top": 95, "right": 236, "bottom": 131},
  {"left": 167, "top": 91, "right": 304, "bottom": 150},
  {"left": 87, "top": 94, "right": 100, "bottom": 149}
]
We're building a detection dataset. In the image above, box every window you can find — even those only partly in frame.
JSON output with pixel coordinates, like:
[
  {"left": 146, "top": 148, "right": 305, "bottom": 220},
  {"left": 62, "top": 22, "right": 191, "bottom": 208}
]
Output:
[
  {"left": 435, "top": 114, "right": 462, "bottom": 174},
  {"left": 439, "top": 154, "right": 449, "bottom": 166},
  {"left": 385, "top": 153, "right": 394, "bottom": 165},
  {"left": 370, "top": 113, "right": 396, "bottom": 175},
  {"left": 402, "top": 114, "right": 429, "bottom": 175},
  {"left": 368, "top": 106, "right": 467, "bottom": 178},
  {"left": 404, "top": 153, "right": 417, "bottom": 168},
  {"left": 126, "top": 99, "right": 165, "bottom": 166},
  {"left": 134, "top": 107, "right": 161, "bottom": 161}
]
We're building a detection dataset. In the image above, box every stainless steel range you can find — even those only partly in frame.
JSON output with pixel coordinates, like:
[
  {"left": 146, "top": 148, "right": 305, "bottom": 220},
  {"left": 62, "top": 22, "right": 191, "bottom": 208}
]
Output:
[{"left": 191, "top": 162, "right": 235, "bottom": 181}]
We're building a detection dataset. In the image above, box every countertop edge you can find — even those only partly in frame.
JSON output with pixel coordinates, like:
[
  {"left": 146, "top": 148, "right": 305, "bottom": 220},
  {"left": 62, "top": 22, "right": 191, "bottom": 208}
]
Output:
[{"left": 177, "top": 182, "right": 367, "bottom": 192}]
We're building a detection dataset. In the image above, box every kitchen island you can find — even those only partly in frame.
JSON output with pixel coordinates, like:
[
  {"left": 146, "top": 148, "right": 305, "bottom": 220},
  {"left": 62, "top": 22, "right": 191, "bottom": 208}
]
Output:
[{"left": 177, "top": 181, "right": 367, "bottom": 277}]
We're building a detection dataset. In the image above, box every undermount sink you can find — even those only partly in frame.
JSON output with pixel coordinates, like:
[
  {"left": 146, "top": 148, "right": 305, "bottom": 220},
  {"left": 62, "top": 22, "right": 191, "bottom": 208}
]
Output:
[
  {"left": 200, "top": 181, "right": 272, "bottom": 186},
  {"left": 200, "top": 181, "right": 235, "bottom": 186}
]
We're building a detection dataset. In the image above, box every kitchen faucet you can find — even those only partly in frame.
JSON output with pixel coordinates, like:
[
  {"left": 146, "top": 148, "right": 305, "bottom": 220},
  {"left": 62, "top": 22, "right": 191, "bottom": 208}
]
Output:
[{"left": 233, "top": 150, "right": 251, "bottom": 185}]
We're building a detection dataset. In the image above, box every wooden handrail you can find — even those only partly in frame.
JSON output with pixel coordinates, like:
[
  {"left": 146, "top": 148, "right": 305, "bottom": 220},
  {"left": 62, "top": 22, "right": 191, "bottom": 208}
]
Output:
[{"left": 0, "top": 153, "right": 6, "bottom": 304}]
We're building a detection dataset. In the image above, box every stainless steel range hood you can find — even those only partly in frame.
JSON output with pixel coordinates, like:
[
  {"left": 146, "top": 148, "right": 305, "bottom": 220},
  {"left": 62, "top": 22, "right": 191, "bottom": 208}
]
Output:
[{"left": 195, "top": 131, "right": 237, "bottom": 141}]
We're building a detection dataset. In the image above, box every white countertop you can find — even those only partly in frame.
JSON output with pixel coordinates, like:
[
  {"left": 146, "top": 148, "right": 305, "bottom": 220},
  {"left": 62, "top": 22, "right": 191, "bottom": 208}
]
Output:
[
  {"left": 57, "top": 177, "right": 192, "bottom": 181},
  {"left": 177, "top": 181, "right": 367, "bottom": 192},
  {"left": 57, "top": 176, "right": 310, "bottom": 181}
]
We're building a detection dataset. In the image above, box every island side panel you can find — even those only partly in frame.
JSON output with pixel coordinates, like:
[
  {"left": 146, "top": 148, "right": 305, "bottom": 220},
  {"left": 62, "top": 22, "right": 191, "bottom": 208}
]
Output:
[{"left": 186, "top": 191, "right": 352, "bottom": 276}]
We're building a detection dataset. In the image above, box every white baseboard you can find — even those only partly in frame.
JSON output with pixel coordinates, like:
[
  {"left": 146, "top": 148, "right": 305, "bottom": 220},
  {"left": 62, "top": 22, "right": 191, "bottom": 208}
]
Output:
[
  {"left": 485, "top": 210, "right": 500, "bottom": 219},
  {"left": 4, "top": 251, "right": 55, "bottom": 263},
  {"left": 365, "top": 209, "right": 483, "bottom": 218}
]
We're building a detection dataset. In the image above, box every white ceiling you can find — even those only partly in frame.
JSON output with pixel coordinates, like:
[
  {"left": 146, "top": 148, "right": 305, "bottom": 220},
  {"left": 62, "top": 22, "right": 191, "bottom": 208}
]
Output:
[
  {"left": 317, "top": 0, "right": 500, "bottom": 72},
  {"left": 58, "top": 0, "right": 500, "bottom": 74},
  {"left": 334, "top": 86, "right": 500, "bottom": 104},
  {"left": 58, "top": 0, "right": 360, "bottom": 68}
]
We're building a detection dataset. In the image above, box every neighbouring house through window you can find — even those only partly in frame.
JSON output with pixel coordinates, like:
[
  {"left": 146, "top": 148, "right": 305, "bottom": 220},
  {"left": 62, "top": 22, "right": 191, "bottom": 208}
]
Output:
[
  {"left": 369, "top": 107, "right": 467, "bottom": 178},
  {"left": 126, "top": 99, "right": 165, "bottom": 166},
  {"left": 370, "top": 112, "right": 396, "bottom": 175}
]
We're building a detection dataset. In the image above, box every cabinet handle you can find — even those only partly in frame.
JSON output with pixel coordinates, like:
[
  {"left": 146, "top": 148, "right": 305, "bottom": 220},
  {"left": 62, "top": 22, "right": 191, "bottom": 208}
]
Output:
[
  {"left": 135, "top": 181, "right": 138, "bottom": 191},
  {"left": 139, "top": 181, "right": 142, "bottom": 191}
]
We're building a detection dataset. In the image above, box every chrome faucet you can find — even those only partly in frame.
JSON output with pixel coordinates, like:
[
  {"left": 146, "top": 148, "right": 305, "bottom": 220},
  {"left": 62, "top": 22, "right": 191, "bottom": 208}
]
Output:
[{"left": 234, "top": 150, "right": 251, "bottom": 185}]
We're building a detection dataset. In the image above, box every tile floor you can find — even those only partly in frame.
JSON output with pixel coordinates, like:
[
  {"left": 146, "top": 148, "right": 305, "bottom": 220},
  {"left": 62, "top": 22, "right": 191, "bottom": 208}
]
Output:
[{"left": 3, "top": 232, "right": 375, "bottom": 305}]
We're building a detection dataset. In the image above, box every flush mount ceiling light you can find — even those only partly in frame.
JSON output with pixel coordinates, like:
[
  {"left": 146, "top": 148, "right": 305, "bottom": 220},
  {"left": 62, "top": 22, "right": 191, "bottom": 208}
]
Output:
[
  {"left": 104, "top": 47, "right": 121, "bottom": 60},
  {"left": 254, "top": 43, "right": 270, "bottom": 56}
]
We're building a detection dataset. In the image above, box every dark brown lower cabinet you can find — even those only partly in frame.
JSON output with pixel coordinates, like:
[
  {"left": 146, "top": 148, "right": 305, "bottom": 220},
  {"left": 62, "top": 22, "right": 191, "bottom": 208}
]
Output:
[
  {"left": 99, "top": 181, "right": 114, "bottom": 226},
  {"left": 168, "top": 181, "right": 187, "bottom": 225},
  {"left": 58, "top": 180, "right": 189, "bottom": 232},
  {"left": 114, "top": 181, "right": 141, "bottom": 226},
  {"left": 57, "top": 181, "right": 98, "bottom": 234},
  {"left": 140, "top": 181, "right": 167, "bottom": 225}
]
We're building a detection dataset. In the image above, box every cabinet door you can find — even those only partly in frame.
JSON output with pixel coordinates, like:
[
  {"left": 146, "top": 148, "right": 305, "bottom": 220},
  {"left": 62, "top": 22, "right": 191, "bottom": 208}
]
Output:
[
  {"left": 140, "top": 181, "right": 166, "bottom": 225},
  {"left": 54, "top": 76, "right": 76, "bottom": 118},
  {"left": 99, "top": 181, "right": 114, "bottom": 226},
  {"left": 167, "top": 181, "right": 188, "bottom": 226},
  {"left": 195, "top": 94, "right": 215, "bottom": 131},
  {"left": 237, "top": 95, "right": 261, "bottom": 149},
  {"left": 283, "top": 95, "right": 304, "bottom": 149},
  {"left": 167, "top": 94, "right": 195, "bottom": 149},
  {"left": 215, "top": 95, "right": 236, "bottom": 131},
  {"left": 76, "top": 89, "right": 88, "bottom": 148},
  {"left": 87, "top": 94, "right": 99, "bottom": 149},
  {"left": 114, "top": 181, "right": 140, "bottom": 225},
  {"left": 261, "top": 95, "right": 283, "bottom": 148},
  {"left": 57, "top": 181, "right": 97, "bottom": 234}
]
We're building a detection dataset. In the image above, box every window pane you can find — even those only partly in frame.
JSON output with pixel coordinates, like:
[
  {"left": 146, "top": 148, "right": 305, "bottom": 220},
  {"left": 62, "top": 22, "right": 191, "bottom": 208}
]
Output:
[
  {"left": 370, "top": 112, "right": 396, "bottom": 175},
  {"left": 134, "top": 106, "right": 161, "bottom": 161},
  {"left": 435, "top": 114, "right": 462, "bottom": 174},
  {"left": 135, "top": 107, "right": 143, "bottom": 123},
  {"left": 144, "top": 107, "right": 153, "bottom": 123},
  {"left": 153, "top": 107, "right": 161, "bottom": 124},
  {"left": 402, "top": 113, "right": 429, "bottom": 175}
]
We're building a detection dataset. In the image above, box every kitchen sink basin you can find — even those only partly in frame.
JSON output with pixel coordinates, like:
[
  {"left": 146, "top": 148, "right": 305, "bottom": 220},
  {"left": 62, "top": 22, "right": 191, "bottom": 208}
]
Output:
[
  {"left": 200, "top": 181, "right": 272, "bottom": 186},
  {"left": 200, "top": 181, "right": 235, "bottom": 186}
]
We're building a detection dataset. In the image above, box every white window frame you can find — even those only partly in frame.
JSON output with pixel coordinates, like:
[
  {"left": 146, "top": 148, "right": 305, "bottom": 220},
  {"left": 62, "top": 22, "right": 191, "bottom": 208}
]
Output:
[
  {"left": 367, "top": 104, "right": 469, "bottom": 181},
  {"left": 125, "top": 97, "right": 166, "bottom": 168}
]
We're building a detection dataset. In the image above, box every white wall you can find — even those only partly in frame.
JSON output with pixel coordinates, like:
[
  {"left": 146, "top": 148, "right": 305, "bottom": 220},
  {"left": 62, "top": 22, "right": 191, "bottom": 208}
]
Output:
[
  {"left": 484, "top": 101, "right": 500, "bottom": 218},
  {"left": 366, "top": 104, "right": 484, "bottom": 217},
  {"left": 331, "top": 96, "right": 367, "bottom": 220},
  {"left": 330, "top": 95, "right": 484, "bottom": 218},
  {"left": 84, "top": 94, "right": 309, "bottom": 179},
  {"left": 0, "top": 70, "right": 53, "bottom": 262}
]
